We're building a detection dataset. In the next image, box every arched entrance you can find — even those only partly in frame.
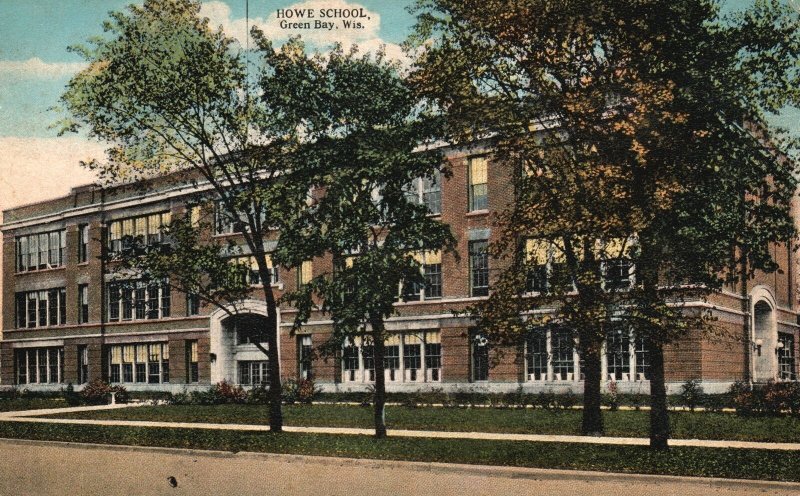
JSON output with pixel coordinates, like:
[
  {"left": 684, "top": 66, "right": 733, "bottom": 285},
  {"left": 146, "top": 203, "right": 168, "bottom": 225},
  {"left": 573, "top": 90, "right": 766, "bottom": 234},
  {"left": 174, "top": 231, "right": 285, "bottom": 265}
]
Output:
[
  {"left": 208, "top": 301, "right": 278, "bottom": 385},
  {"left": 752, "top": 299, "right": 777, "bottom": 382}
]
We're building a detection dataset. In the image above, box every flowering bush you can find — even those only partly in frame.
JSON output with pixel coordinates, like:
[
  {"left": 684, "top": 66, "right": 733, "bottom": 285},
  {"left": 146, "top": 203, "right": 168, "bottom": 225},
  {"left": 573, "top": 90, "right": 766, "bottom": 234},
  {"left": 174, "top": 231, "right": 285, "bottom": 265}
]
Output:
[
  {"left": 80, "top": 379, "right": 128, "bottom": 405},
  {"left": 296, "top": 379, "right": 320, "bottom": 404}
]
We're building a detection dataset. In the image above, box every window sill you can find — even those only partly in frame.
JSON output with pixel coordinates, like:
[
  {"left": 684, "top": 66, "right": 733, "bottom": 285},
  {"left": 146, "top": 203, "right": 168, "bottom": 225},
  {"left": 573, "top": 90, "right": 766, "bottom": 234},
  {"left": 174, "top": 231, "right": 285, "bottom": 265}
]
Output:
[
  {"left": 15, "top": 266, "right": 66, "bottom": 275},
  {"left": 465, "top": 209, "right": 489, "bottom": 217}
]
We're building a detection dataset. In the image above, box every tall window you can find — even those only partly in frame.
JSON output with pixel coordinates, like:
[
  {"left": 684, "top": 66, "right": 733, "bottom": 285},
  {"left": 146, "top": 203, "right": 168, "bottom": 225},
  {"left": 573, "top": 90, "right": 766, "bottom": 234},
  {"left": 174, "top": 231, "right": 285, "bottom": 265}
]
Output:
[
  {"left": 107, "top": 279, "right": 170, "bottom": 322},
  {"left": 471, "top": 330, "right": 490, "bottom": 381},
  {"left": 187, "top": 341, "right": 199, "bottom": 383},
  {"left": 298, "top": 335, "right": 313, "bottom": 380},
  {"left": 15, "top": 288, "right": 66, "bottom": 328},
  {"left": 634, "top": 335, "right": 651, "bottom": 380},
  {"left": 16, "top": 230, "right": 65, "bottom": 272},
  {"left": 108, "top": 212, "right": 171, "bottom": 254},
  {"left": 78, "top": 284, "right": 89, "bottom": 324},
  {"left": 778, "top": 333, "right": 796, "bottom": 380},
  {"left": 78, "top": 345, "right": 89, "bottom": 384},
  {"left": 469, "top": 240, "right": 489, "bottom": 297},
  {"left": 526, "top": 329, "right": 548, "bottom": 380},
  {"left": 406, "top": 171, "right": 442, "bottom": 215},
  {"left": 551, "top": 328, "right": 575, "bottom": 380},
  {"left": 186, "top": 293, "right": 200, "bottom": 316},
  {"left": 606, "top": 326, "right": 631, "bottom": 380},
  {"left": 341, "top": 332, "right": 442, "bottom": 383},
  {"left": 16, "top": 347, "right": 63, "bottom": 385},
  {"left": 78, "top": 224, "right": 89, "bottom": 263},
  {"left": 468, "top": 156, "right": 488, "bottom": 211},
  {"left": 108, "top": 343, "right": 169, "bottom": 384},
  {"left": 402, "top": 251, "right": 442, "bottom": 301},
  {"left": 297, "top": 260, "right": 313, "bottom": 287}
]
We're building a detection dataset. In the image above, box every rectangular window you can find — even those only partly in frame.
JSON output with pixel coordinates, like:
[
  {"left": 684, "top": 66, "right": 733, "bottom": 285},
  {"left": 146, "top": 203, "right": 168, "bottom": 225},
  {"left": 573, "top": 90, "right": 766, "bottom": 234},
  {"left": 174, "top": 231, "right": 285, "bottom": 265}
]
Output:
[
  {"left": 384, "top": 338, "right": 401, "bottom": 382},
  {"left": 342, "top": 341, "right": 360, "bottom": 382},
  {"left": 14, "top": 288, "right": 67, "bottom": 328},
  {"left": 15, "top": 231, "right": 65, "bottom": 272},
  {"left": 187, "top": 341, "right": 199, "bottom": 383},
  {"left": 526, "top": 329, "right": 548, "bottom": 380},
  {"left": 551, "top": 328, "right": 575, "bottom": 380},
  {"left": 107, "top": 212, "right": 170, "bottom": 254},
  {"left": 634, "top": 335, "right": 651, "bottom": 381},
  {"left": 471, "top": 330, "right": 490, "bottom": 381},
  {"left": 78, "top": 224, "right": 89, "bottom": 263},
  {"left": 187, "top": 293, "right": 200, "bottom": 316},
  {"left": 107, "top": 279, "right": 170, "bottom": 322},
  {"left": 297, "top": 260, "right": 313, "bottom": 287},
  {"left": 604, "top": 259, "right": 634, "bottom": 291},
  {"left": 15, "top": 347, "right": 63, "bottom": 384},
  {"left": 238, "top": 361, "right": 269, "bottom": 386},
  {"left": 469, "top": 240, "right": 489, "bottom": 297},
  {"left": 341, "top": 332, "right": 442, "bottom": 384},
  {"left": 524, "top": 239, "right": 548, "bottom": 292},
  {"left": 298, "top": 335, "right": 313, "bottom": 380},
  {"left": 468, "top": 156, "right": 488, "bottom": 211},
  {"left": 108, "top": 343, "right": 168, "bottom": 384},
  {"left": 424, "top": 337, "right": 442, "bottom": 382},
  {"left": 78, "top": 284, "right": 89, "bottom": 324},
  {"left": 606, "top": 326, "right": 631, "bottom": 380},
  {"left": 778, "top": 333, "right": 796, "bottom": 381},
  {"left": 230, "top": 255, "right": 279, "bottom": 286},
  {"left": 406, "top": 171, "right": 442, "bottom": 215}
]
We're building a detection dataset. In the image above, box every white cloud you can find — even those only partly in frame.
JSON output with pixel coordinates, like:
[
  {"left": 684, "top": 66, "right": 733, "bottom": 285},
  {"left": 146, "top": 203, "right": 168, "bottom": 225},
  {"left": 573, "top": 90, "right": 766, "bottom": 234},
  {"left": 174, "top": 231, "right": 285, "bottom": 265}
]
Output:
[
  {"left": 200, "top": 0, "right": 407, "bottom": 63},
  {"left": 0, "top": 136, "right": 104, "bottom": 216},
  {"left": 0, "top": 58, "right": 87, "bottom": 79}
]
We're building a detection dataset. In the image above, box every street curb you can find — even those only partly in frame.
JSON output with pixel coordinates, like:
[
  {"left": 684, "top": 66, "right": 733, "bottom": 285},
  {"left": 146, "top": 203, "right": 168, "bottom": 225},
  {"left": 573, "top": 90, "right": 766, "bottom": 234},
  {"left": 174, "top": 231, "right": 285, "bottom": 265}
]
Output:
[{"left": 1, "top": 436, "right": 799, "bottom": 491}]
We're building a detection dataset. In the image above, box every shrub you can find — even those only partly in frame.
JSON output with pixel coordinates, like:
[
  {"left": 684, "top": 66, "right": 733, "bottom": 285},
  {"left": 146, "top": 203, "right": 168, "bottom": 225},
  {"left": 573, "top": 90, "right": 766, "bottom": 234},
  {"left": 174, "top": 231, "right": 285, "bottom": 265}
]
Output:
[
  {"left": 606, "top": 380, "right": 619, "bottom": 412},
  {"left": 296, "top": 379, "right": 320, "bottom": 404},
  {"left": 281, "top": 380, "right": 299, "bottom": 405},
  {"left": 557, "top": 391, "right": 578, "bottom": 410},
  {"left": 680, "top": 379, "right": 705, "bottom": 411},
  {"left": 80, "top": 379, "right": 128, "bottom": 405},
  {"left": 702, "top": 393, "right": 729, "bottom": 413},
  {"left": 62, "top": 383, "right": 81, "bottom": 406},
  {"left": 536, "top": 390, "right": 556, "bottom": 410},
  {"left": 730, "top": 381, "right": 755, "bottom": 416},
  {"left": 249, "top": 383, "right": 271, "bottom": 405}
]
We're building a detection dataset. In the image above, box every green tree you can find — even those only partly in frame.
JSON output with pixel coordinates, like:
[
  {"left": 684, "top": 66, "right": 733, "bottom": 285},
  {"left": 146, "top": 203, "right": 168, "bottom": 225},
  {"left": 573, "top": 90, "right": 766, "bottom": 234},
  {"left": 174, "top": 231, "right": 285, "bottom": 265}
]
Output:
[
  {"left": 57, "top": 0, "right": 313, "bottom": 432},
  {"left": 274, "top": 44, "right": 456, "bottom": 438},
  {"left": 409, "top": 0, "right": 799, "bottom": 449}
]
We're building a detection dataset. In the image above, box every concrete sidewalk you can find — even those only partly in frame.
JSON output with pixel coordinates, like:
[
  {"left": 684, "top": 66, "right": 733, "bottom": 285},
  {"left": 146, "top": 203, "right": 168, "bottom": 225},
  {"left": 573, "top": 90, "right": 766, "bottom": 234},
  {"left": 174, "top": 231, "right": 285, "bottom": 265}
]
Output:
[{"left": 2, "top": 403, "right": 800, "bottom": 451}]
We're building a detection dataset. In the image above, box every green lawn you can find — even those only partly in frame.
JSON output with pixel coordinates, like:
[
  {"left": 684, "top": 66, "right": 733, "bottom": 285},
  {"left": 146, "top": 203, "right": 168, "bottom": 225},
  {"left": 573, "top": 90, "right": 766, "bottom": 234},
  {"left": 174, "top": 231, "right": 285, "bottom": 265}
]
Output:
[
  {"left": 47, "top": 404, "right": 800, "bottom": 443},
  {"left": 0, "top": 421, "right": 798, "bottom": 481},
  {"left": 0, "top": 398, "right": 67, "bottom": 412}
]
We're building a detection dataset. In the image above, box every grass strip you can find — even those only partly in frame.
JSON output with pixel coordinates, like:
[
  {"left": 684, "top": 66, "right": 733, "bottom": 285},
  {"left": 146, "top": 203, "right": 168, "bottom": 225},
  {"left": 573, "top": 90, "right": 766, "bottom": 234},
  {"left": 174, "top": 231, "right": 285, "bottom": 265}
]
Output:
[
  {"left": 0, "top": 420, "right": 798, "bottom": 481},
  {"left": 49, "top": 404, "right": 800, "bottom": 443},
  {"left": 0, "top": 398, "right": 67, "bottom": 412}
]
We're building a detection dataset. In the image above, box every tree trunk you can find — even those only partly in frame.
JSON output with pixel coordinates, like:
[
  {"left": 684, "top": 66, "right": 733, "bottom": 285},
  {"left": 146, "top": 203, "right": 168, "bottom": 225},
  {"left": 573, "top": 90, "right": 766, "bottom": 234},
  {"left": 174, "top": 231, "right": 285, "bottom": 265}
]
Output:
[
  {"left": 262, "top": 287, "right": 283, "bottom": 433},
  {"left": 649, "top": 338, "right": 669, "bottom": 450},
  {"left": 581, "top": 333, "right": 604, "bottom": 436},
  {"left": 370, "top": 317, "right": 388, "bottom": 439}
]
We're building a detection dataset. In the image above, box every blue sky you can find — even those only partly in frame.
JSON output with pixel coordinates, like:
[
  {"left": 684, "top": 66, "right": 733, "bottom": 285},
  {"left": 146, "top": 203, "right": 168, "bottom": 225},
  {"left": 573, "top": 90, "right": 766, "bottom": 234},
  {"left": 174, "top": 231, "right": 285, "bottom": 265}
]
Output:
[{"left": 0, "top": 0, "right": 797, "bottom": 213}]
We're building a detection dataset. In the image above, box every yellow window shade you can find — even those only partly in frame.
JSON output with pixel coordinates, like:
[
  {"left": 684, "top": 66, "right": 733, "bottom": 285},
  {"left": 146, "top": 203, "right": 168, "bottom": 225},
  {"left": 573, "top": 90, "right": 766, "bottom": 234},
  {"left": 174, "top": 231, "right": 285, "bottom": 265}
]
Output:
[
  {"left": 162, "top": 343, "right": 169, "bottom": 360},
  {"left": 122, "top": 345, "right": 134, "bottom": 363},
  {"left": 411, "top": 251, "right": 425, "bottom": 264},
  {"left": 147, "top": 214, "right": 161, "bottom": 235},
  {"left": 425, "top": 250, "right": 442, "bottom": 265},
  {"left": 190, "top": 341, "right": 198, "bottom": 362},
  {"left": 469, "top": 156, "right": 488, "bottom": 185},
  {"left": 110, "top": 346, "right": 122, "bottom": 364},
  {"left": 136, "top": 345, "right": 148, "bottom": 363},
  {"left": 384, "top": 334, "right": 401, "bottom": 346},
  {"left": 345, "top": 256, "right": 355, "bottom": 269},
  {"left": 110, "top": 221, "right": 121, "bottom": 240},
  {"left": 299, "top": 260, "right": 313, "bottom": 284},
  {"left": 122, "top": 218, "right": 134, "bottom": 237},
  {"left": 424, "top": 331, "right": 441, "bottom": 344},
  {"left": 148, "top": 344, "right": 161, "bottom": 361},
  {"left": 189, "top": 206, "right": 201, "bottom": 227},
  {"left": 603, "top": 238, "right": 627, "bottom": 259},
  {"left": 161, "top": 211, "right": 171, "bottom": 226},
  {"left": 134, "top": 217, "right": 146, "bottom": 237},
  {"left": 404, "top": 333, "right": 422, "bottom": 345}
]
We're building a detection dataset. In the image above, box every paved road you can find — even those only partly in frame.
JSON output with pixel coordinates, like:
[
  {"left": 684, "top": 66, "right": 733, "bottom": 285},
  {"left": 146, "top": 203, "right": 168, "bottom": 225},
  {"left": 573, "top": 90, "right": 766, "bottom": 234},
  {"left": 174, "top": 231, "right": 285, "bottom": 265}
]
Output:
[{"left": 1, "top": 438, "right": 798, "bottom": 496}]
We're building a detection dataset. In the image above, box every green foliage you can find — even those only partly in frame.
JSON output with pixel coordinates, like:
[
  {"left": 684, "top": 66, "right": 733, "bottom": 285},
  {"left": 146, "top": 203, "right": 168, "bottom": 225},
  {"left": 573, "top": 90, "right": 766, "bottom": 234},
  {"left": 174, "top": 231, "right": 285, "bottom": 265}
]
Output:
[
  {"left": 80, "top": 379, "right": 129, "bottom": 405},
  {"left": 62, "top": 383, "right": 81, "bottom": 407},
  {"left": 731, "top": 381, "right": 800, "bottom": 417},
  {"left": 680, "top": 380, "right": 705, "bottom": 412}
]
